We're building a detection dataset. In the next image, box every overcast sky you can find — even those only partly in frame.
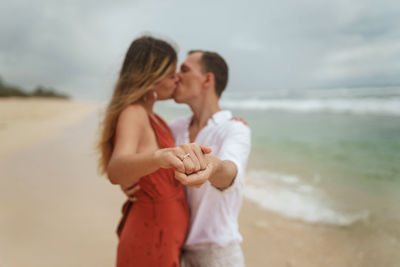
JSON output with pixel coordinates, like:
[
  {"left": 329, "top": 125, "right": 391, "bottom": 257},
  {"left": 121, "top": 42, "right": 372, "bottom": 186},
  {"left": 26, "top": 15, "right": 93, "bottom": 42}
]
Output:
[{"left": 1, "top": 0, "right": 399, "bottom": 100}]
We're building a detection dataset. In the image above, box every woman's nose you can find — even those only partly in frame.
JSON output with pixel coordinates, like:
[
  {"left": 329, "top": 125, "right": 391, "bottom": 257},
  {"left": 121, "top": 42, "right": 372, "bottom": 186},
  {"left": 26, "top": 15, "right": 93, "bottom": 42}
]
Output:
[{"left": 175, "top": 73, "right": 180, "bottom": 82}]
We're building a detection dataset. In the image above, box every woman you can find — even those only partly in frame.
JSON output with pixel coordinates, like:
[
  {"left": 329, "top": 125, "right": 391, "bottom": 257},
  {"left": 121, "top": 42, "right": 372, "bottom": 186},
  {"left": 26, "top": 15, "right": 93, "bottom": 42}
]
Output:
[{"left": 97, "top": 36, "right": 211, "bottom": 267}]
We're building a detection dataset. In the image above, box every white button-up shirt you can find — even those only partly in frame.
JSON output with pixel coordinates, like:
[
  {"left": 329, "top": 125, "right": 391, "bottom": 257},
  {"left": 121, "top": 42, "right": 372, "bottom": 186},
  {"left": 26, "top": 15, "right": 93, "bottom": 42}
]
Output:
[{"left": 169, "top": 110, "right": 251, "bottom": 249}]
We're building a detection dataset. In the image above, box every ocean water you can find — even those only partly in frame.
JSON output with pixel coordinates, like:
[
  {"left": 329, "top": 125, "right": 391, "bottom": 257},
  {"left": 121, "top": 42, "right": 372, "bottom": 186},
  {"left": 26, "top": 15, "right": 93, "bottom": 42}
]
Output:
[{"left": 155, "top": 86, "right": 400, "bottom": 250}]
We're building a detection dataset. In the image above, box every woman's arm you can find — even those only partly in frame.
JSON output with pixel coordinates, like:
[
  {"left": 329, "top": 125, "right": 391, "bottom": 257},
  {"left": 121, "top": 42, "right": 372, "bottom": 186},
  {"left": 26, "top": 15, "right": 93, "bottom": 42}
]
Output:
[
  {"left": 107, "top": 105, "right": 183, "bottom": 187},
  {"left": 107, "top": 105, "right": 211, "bottom": 187}
]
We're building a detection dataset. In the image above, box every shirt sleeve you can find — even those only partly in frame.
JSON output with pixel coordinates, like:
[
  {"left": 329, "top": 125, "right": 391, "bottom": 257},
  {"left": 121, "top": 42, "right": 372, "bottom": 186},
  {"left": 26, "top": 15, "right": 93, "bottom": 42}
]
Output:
[{"left": 216, "top": 121, "right": 251, "bottom": 190}]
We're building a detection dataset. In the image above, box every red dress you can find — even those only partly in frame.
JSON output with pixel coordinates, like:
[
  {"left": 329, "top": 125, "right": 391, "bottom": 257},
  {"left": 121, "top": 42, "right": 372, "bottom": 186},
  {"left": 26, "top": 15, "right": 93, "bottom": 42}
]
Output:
[{"left": 116, "top": 113, "right": 189, "bottom": 267}]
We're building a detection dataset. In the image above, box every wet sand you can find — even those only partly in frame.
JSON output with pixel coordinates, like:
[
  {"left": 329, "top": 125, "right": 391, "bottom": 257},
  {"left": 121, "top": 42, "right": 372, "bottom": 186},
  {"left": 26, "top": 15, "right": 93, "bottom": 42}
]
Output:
[
  {"left": 1, "top": 99, "right": 399, "bottom": 266},
  {"left": 240, "top": 200, "right": 400, "bottom": 267}
]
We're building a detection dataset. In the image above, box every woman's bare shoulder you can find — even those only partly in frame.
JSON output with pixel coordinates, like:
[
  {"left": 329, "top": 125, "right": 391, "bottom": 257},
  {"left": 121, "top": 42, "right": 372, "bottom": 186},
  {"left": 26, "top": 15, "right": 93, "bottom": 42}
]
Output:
[{"left": 119, "top": 104, "right": 148, "bottom": 123}]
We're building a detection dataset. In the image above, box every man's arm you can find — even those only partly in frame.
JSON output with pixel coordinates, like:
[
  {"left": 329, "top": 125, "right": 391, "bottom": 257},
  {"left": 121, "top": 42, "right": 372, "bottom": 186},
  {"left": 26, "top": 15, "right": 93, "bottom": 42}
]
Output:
[
  {"left": 207, "top": 155, "right": 238, "bottom": 190},
  {"left": 207, "top": 121, "right": 251, "bottom": 191}
]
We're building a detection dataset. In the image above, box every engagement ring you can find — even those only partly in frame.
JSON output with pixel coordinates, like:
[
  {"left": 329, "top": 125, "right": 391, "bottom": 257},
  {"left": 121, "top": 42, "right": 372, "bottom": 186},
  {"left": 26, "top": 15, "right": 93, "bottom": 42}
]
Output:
[{"left": 181, "top": 153, "right": 190, "bottom": 161}]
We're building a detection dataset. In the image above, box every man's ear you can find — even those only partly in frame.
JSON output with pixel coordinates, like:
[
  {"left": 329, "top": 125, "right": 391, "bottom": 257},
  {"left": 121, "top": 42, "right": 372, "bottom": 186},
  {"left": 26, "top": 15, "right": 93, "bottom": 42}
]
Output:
[{"left": 203, "top": 72, "right": 215, "bottom": 89}]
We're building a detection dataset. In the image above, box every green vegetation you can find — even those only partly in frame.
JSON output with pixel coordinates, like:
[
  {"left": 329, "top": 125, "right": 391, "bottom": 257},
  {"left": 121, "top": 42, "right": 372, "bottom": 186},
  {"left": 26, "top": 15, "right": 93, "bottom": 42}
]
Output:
[{"left": 0, "top": 77, "right": 70, "bottom": 99}]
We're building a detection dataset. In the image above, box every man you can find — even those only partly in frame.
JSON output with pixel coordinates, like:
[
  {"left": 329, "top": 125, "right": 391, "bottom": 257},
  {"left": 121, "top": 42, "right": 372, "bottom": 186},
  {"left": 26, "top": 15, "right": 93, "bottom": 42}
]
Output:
[{"left": 124, "top": 50, "right": 251, "bottom": 266}]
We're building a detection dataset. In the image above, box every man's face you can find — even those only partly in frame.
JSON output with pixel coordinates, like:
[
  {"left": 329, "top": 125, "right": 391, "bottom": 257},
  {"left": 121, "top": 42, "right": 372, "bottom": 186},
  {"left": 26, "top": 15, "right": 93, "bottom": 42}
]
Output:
[{"left": 174, "top": 52, "right": 205, "bottom": 104}]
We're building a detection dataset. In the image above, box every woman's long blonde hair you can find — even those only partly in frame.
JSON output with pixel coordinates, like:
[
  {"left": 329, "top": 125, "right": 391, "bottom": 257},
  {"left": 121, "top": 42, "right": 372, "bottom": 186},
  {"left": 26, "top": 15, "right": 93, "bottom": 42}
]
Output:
[{"left": 97, "top": 36, "right": 177, "bottom": 175}]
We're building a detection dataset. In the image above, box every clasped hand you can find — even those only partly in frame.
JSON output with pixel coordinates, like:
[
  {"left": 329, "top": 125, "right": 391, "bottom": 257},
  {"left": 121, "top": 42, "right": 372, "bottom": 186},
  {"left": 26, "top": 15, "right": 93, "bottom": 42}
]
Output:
[
  {"left": 155, "top": 143, "right": 214, "bottom": 188},
  {"left": 121, "top": 143, "right": 214, "bottom": 202}
]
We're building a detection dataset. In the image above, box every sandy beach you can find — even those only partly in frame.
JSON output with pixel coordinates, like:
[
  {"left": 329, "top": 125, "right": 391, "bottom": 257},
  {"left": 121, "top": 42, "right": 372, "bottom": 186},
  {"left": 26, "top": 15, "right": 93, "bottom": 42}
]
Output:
[
  {"left": 0, "top": 98, "right": 100, "bottom": 159},
  {"left": 0, "top": 98, "right": 123, "bottom": 267},
  {"left": 240, "top": 200, "right": 400, "bottom": 267},
  {"left": 0, "top": 98, "right": 398, "bottom": 267}
]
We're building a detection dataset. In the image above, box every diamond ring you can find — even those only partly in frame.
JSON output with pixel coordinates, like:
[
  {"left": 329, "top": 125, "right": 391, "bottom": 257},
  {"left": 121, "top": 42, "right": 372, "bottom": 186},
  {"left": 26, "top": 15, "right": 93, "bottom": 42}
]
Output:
[{"left": 181, "top": 153, "right": 190, "bottom": 161}]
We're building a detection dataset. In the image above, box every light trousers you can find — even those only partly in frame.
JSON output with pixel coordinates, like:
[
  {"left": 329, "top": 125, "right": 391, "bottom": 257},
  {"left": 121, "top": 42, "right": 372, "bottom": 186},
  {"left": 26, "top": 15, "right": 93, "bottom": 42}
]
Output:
[{"left": 181, "top": 243, "right": 245, "bottom": 267}]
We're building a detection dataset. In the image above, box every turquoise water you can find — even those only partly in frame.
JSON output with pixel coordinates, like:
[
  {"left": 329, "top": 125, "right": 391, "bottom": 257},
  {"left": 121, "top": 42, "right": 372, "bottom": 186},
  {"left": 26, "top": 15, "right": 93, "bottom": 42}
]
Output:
[
  {"left": 245, "top": 111, "right": 400, "bottom": 188},
  {"left": 234, "top": 109, "right": 400, "bottom": 222}
]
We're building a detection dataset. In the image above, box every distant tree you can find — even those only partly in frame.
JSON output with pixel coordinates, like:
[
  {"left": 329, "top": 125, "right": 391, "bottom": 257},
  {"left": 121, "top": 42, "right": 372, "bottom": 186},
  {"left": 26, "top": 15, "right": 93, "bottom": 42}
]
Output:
[
  {"left": 0, "top": 78, "right": 29, "bottom": 97},
  {"left": 31, "top": 86, "right": 69, "bottom": 99},
  {"left": 0, "top": 77, "right": 70, "bottom": 99}
]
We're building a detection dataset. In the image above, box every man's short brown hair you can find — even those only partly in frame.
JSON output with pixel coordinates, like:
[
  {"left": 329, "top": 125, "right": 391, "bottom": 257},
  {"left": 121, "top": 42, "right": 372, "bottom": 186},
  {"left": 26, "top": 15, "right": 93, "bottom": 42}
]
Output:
[{"left": 188, "top": 50, "right": 228, "bottom": 97}]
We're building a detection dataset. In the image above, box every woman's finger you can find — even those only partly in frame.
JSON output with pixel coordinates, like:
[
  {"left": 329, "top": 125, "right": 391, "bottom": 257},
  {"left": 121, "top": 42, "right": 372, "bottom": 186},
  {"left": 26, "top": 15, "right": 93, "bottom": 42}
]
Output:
[
  {"left": 188, "top": 144, "right": 202, "bottom": 172},
  {"left": 180, "top": 145, "right": 197, "bottom": 174},
  {"left": 171, "top": 147, "right": 187, "bottom": 173},
  {"left": 192, "top": 144, "right": 207, "bottom": 170}
]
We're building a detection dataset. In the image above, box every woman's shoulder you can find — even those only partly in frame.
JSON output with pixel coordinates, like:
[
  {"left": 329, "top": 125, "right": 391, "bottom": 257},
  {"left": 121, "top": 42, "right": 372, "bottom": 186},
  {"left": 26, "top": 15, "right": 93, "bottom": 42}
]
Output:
[
  {"left": 118, "top": 104, "right": 149, "bottom": 127},
  {"left": 121, "top": 103, "right": 147, "bottom": 115},
  {"left": 120, "top": 104, "right": 148, "bottom": 118}
]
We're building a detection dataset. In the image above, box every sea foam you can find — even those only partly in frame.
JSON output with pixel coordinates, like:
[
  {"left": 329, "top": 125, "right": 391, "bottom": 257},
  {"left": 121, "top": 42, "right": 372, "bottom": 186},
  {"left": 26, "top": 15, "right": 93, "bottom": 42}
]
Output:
[
  {"left": 244, "top": 170, "right": 370, "bottom": 226},
  {"left": 221, "top": 98, "right": 400, "bottom": 116}
]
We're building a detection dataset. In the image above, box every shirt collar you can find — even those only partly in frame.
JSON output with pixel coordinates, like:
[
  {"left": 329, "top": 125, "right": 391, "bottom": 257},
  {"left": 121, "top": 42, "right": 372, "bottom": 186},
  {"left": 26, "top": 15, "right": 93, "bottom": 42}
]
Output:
[
  {"left": 184, "top": 110, "right": 232, "bottom": 130},
  {"left": 208, "top": 110, "right": 232, "bottom": 125}
]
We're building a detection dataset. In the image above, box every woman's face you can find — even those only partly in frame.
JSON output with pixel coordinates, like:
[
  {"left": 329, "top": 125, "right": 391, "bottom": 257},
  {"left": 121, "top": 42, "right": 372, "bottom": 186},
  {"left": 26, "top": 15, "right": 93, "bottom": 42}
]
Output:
[{"left": 153, "top": 63, "right": 178, "bottom": 100}]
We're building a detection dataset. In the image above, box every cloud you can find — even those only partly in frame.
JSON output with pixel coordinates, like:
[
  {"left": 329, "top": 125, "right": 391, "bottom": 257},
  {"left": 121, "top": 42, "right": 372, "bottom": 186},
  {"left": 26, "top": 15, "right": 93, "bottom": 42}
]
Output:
[
  {"left": 1, "top": 0, "right": 400, "bottom": 100},
  {"left": 228, "top": 36, "right": 264, "bottom": 52}
]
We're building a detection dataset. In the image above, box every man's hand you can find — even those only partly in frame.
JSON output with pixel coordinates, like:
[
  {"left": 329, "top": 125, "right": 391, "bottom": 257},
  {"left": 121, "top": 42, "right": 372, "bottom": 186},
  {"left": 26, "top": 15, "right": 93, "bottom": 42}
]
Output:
[
  {"left": 231, "top": 116, "right": 249, "bottom": 126},
  {"left": 174, "top": 159, "right": 215, "bottom": 188},
  {"left": 120, "top": 184, "right": 141, "bottom": 202}
]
